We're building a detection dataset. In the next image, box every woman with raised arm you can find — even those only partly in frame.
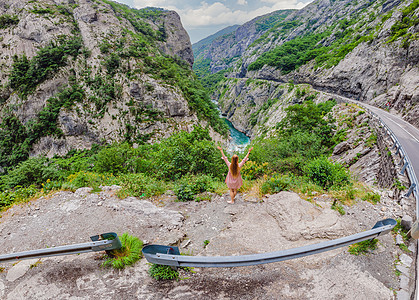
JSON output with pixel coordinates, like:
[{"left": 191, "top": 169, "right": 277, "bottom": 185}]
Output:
[{"left": 217, "top": 146, "right": 253, "bottom": 204}]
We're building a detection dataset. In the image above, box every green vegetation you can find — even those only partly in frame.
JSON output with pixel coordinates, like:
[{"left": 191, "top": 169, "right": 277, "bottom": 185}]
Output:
[
  {"left": 248, "top": 7, "right": 388, "bottom": 74},
  {"left": 255, "top": 10, "right": 295, "bottom": 32},
  {"left": 9, "top": 36, "right": 82, "bottom": 96},
  {"left": 148, "top": 264, "right": 180, "bottom": 280},
  {"left": 392, "top": 218, "right": 411, "bottom": 244},
  {"left": 388, "top": 0, "right": 419, "bottom": 48},
  {"left": 348, "top": 239, "right": 378, "bottom": 255},
  {"left": 361, "top": 192, "right": 380, "bottom": 204},
  {"left": 0, "top": 14, "right": 19, "bottom": 29},
  {"left": 0, "top": 126, "right": 227, "bottom": 210},
  {"left": 0, "top": 84, "right": 85, "bottom": 170},
  {"left": 102, "top": 233, "right": 143, "bottom": 269},
  {"left": 248, "top": 32, "right": 329, "bottom": 73}
]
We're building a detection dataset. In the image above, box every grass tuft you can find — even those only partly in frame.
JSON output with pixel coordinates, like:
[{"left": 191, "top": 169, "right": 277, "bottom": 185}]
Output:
[{"left": 102, "top": 233, "right": 143, "bottom": 269}]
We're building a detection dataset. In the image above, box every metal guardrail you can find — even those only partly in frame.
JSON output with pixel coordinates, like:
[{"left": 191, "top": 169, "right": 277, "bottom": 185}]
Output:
[
  {"left": 357, "top": 104, "right": 419, "bottom": 212},
  {"left": 142, "top": 219, "right": 396, "bottom": 268},
  {"left": 0, "top": 232, "right": 121, "bottom": 263},
  {"left": 344, "top": 100, "right": 419, "bottom": 299}
]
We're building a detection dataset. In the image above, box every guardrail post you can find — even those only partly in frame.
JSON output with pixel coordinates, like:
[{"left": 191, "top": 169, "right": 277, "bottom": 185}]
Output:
[
  {"left": 405, "top": 183, "right": 417, "bottom": 198},
  {"left": 400, "top": 161, "right": 409, "bottom": 175},
  {"left": 395, "top": 145, "right": 401, "bottom": 155}
]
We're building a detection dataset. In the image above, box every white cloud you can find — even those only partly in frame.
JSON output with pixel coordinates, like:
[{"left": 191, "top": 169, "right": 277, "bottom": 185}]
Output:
[
  {"left": 133, "top": 0, "right": 173, "bottom": 8},
  {"left": 133, "top": 0, "right": 309, "bottom": 30}
]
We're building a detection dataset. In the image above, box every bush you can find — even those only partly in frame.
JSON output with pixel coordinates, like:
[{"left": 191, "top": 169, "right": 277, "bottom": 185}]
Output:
[
  {"left": 3, "top": 157, "right": 62, "bottom": 189},
  {"left": 241, "top": 161, "right": 269, "bottom": 180},
  {"left": 305, "top": 157, "right": 350, "bottom": 190},
  {"left": 362, "top": 192, "right": 380, "bottom": 204},
  {"left": 153, "top": 126, "right": 225, "bottom": 180},
  {"left": 0, "top": 14, "right": 19, "bottom": 29},
  {"left": 175, "top": 174, "right": 216, "bottom": 201},
  {"left": 62, "top": 171, "right": 114, "bottom": 191},
  {"left": 102, "top": 233, "right": 143, "bottom": 269},
  {"left": 94, "top": 143, "right": 137, "bottom": 175},
  {"left": 116, "top": 173, "right": 166, "bottom": 198},
  {"left": 0, "top": 185, "right": 39, "bottom": 210},
  {"left": 261, "top": 174, "right": 293, "bottom": 194},
  {"left": 149, "top": 264, "right": 179, "bottom": 280}
]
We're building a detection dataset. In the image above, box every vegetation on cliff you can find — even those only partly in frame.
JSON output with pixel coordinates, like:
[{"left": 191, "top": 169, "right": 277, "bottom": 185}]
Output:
[{"left": 0, "top": 0, "right": 227, "bottom": 174}]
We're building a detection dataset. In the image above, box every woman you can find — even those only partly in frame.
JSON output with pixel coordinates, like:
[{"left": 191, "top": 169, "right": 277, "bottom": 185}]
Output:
[{"left": 217, "top": 146, "right": 253, "bottom": 204}]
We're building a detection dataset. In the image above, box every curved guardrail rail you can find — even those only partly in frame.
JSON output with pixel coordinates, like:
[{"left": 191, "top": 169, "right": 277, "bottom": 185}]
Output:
[
  {"left": 0, "top": 232, "right": 121, "bottom": 263},
  {"left": 143, "top": 219, "right": 396, "bottom": 268},
  {"left": 344, "top": 100, "right": 418, "bottom": 212}
]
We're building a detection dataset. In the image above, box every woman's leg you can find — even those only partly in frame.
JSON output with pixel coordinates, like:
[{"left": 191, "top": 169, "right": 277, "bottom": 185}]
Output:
[{"left": 228, "top": 188, "right": 235, "bottom": 203}]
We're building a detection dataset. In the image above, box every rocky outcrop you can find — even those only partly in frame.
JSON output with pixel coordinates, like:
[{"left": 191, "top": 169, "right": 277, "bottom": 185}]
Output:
[{"left": 0, "top": 0, "right": 217, "bottom": 160}]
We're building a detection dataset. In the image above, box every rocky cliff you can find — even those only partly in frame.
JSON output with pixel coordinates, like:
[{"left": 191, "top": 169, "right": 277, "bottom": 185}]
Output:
[
  {"left": 194, "top": 0, "right": 419, "bottom": 131},
  {"left": 0, "top": 0, "right": 224, "bottom": 169}
]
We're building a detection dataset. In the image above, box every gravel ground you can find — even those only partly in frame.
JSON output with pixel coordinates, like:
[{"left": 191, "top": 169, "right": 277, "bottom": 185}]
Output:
[{"left": 0, "top": 186, "right": 415, "bottom": 299}]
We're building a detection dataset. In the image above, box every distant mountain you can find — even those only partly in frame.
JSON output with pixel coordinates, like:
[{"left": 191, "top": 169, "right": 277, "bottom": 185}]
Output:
[
  {"left": 193, "top": 0, "right": 419, "bottom": 136},
  {"left": 192, "top": 25, "right": 240, "bottom": 58}
]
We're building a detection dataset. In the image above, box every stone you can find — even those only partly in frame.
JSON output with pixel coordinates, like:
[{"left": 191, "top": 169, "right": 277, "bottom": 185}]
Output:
[
  {"left": 397, "top": 290, "right": 410, "bottom": 300},
  {"left": 396, "top": 264, "right": 410, "bottom": 276},
  {"left": 401, "top": 215, "right": 413, "bottom": 231},
  {"left": 408, "top": 242, "right": 416, "bottom": 253},
  {"left": 400, "top": 254, "right": 413, "bottom": 267},
  {"left": 333, "top": 141, "right": 352, "bottom": 155},
  {"left": 6, "top": 259, "right": 39, "bottom": 282},
  {"left": 399, "top": 274, "right": 410, "bottom": 290},
  {"left": 395, "top": 234, "right": 404, "bottom": 245}
]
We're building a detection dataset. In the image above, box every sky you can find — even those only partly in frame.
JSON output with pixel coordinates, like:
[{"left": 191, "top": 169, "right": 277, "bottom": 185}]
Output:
[{"left": 113, "top": 0, "right": 313, "bottom": 43}]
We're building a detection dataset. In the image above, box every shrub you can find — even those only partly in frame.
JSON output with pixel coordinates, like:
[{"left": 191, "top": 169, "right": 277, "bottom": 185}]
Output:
[
  {"left": 102, "top": 233, "right": 143, "bottom": 269},
  {"left": 9, "top": 36, "right": 82, "bottom": 96},
  {"left": 0, "top": 185, "right": 39, "bottom": 210},
  {"left": 148, "top": 264, "right": 179, "bottom": 280},
  {"left": 62, "top": 171, "right": 114, "bottom": 191},
  {"left": 0, "top": 14, "right": 19, "bottom": 29},
  {"left": 175, "top": 174, "right": 215, "bottom": 201},
  {"left": 305, "top": 157, "right": 350, "bottom": 190},
  {"left": 3, "top": 157, "right": 62, "bottom": 189},
  {"left": 116, "top": 173, "right": 166, "bottom": 198},
  {"left": 153, "top": 126, "right": 225, "bottom": 180},
  {"left": 241, "top": 161, "right": 269, "bottom": 180},
  {"left": 362, "top": 192, "right": 380, "bottom": 204},
  {"left": 261, "top": 174, "right": 293, "bottom": 194},
  {"left": 94, "top": 143, "right": 137, "bottom": 175}
]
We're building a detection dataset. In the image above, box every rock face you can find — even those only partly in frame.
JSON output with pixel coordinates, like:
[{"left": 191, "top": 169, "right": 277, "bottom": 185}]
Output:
[
  {"left": 0, "top": 0, "right": 222, "bottom": 161},
  {"left": 194, "top": 0, "right": 419, "bottom": 131}
]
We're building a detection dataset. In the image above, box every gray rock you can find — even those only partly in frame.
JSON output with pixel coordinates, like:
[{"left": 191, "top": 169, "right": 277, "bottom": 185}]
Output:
[
  {"left": 397, "top": 289, "right": 410, "bottom": 300},
  {"left": 396, "top": 234, "right": 404, "bottom": 245},
  {"left": 6, "top": 259, "right": 39, "bottom": 282},
  {"left": 401, "top": 215, "right": 413, "bottom": 231},
  {"left": 399, "top": 274, "right": 410, "bottom": 290},
  {"left": 400, "top": 254, "right": 413, "bottom": 267},
  {"left": 396, "top": 263, "right": 410, "bottom": 276}
]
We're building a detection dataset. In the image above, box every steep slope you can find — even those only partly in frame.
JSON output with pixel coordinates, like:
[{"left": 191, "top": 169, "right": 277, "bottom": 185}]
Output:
[
  {"left": 192, "top": 25, "right": 240, "bottom": 60},
  {"left": 0, "top": 0, "right": 226, "bottom": 171},
  {"left": 195, "top": 0, "right": 419, "bottom": 133}
]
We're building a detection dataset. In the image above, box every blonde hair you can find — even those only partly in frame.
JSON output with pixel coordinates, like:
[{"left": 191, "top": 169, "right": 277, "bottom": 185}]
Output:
[{"left": 230, "top": 155, "right": 239, "bottom": 178}]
